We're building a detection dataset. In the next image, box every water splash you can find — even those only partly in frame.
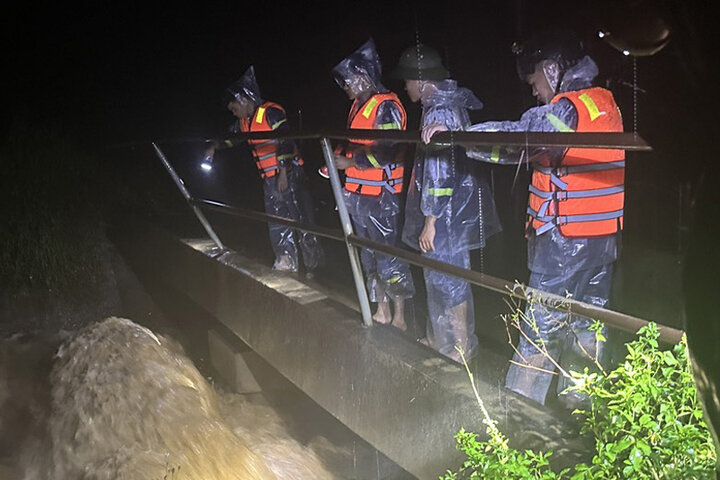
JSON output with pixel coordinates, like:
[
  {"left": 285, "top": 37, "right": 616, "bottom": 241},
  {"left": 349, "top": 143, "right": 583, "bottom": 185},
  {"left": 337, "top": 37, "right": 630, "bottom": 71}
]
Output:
[{"left": 36, "top": 317, "right": 276, "bottom": 480}]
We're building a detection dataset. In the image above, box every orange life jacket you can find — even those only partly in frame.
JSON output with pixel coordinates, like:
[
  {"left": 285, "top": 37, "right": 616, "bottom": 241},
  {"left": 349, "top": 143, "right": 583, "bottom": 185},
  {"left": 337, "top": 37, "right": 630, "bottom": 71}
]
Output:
[
  {"left": 527, "top": 87, "right": 625, "bottom": 237},
  {"left": 342, "top": 93, "right": 407, "bottom": 196},
  {"left": 240, "top": 101, "right": 303, "bottom": 179}
]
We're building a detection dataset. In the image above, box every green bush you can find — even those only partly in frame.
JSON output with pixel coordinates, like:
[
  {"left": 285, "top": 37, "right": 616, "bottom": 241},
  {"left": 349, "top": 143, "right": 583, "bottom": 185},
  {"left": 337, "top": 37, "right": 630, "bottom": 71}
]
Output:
[
  {"left": 442, "top": 324, "right": 717, "bottom": 480},
  {"left": 444, "top": 428, "right": 565, "bottom": 480},
  {"left": 570, "top": 324, "right": 716, "bottom": 479}
]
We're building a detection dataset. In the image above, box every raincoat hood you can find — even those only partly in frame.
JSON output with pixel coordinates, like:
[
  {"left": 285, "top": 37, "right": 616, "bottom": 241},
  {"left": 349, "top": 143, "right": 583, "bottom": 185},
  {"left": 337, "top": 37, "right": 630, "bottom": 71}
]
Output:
[
  {"left": 424, "top": 79, "right": 484, "bottom": 111},
  {"left": 226, "top": 65, "right": 263, "bottom": 105},
  {"left": 333, "top": 38, "right": 385, "bottom": 94},
  {"left": 557, "top": 55, "right": 599, "bottom": 93}
]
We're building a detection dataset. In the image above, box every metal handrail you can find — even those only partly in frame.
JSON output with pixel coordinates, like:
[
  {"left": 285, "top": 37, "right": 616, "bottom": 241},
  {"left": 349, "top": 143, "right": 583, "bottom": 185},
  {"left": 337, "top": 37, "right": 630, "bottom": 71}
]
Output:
[
  {"left": 348, "top": 234, "right": 683, "bottom": 344},
  {"left": 152, "top": 143, "right": 225, "bottom": 250},
  {"left": 148, "top": 130, "right": 678, "bottom": 346},
  {"left": 191, "top": 198, "right": 345, "bottom": 242},
  {"left": 212, "top": 129, "right": 652, "bottom": 151},
  {"left": 119, "top": 130, "right": 652, "bottom": 151},
  {"left": 189, "top": 194, "right": 683, "bottom": 344},
  {"left": 319, "top": 137, "right": 375, "bottom": 325}
]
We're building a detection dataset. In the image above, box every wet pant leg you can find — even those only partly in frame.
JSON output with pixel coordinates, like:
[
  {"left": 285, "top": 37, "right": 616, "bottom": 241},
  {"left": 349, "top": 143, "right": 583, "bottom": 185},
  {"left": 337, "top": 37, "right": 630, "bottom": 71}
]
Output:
[
  {"left": 350, "top": 213, "right": 383, "bottom": 302},
  {"left": 423, "top": 250, "right": 477, "bottom": 359},
  {"left": 290, "top": 173, "right": 324, "bottom": 270},
  {"left": 505, "top": 263, "right": 613, "bottom": 405},
  {"left": 555, "top": 264, "right": 612, "bottom": 407},
  {"left": 263, "top": 178, "right": 299, "bottom": 271},
  {"left": 364, "top": 213, "right": 415, "bottom": 301}
]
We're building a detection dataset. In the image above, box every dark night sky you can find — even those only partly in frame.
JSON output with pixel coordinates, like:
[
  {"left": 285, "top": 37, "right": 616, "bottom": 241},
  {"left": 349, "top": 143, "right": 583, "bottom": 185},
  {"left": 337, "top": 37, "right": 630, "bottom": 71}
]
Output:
[
  {"left": 6, "top": 1, "right": 713, "bottom": 146},
  {"left": 3, "top": 1, "right": 521, "bottom": 141}
]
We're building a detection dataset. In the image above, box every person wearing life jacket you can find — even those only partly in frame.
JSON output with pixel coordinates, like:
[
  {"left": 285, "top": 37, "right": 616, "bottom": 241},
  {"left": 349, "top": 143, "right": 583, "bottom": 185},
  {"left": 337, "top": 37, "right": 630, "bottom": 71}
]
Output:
[
  {"left": 330, "top": 39, "right": 415, "bottom": 329},
  {"left": 390, "top": 44, "right": 501, "bottom": 361},
  {"left": 423, "top": 30, "right": 624, "bottom": 408},
  {"left": 207, "top": 66, "right": 324, "bottom": 274}
]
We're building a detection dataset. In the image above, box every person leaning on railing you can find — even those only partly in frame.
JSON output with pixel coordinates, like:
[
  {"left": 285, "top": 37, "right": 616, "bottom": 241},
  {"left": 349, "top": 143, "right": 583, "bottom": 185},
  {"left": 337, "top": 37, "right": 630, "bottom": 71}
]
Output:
[
  {"left": 422, "top": 30, "right": 625, "bottom": 409},
  {"left": 205, "top": 66, "right": 324, "bottom": 275}
]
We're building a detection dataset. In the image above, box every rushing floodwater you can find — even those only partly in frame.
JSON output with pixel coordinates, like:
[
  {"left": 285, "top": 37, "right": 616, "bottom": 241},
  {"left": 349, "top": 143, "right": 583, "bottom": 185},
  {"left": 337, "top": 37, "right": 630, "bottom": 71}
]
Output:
[{"left": 0, "top": 317, "right": 395, "bottom": 480}]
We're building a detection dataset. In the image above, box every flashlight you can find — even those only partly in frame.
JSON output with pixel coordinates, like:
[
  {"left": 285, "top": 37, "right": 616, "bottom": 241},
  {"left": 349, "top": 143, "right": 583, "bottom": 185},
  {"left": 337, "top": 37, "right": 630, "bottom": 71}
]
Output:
[{"left": 201, "top": 154, "right": 213, "bottom": 173}]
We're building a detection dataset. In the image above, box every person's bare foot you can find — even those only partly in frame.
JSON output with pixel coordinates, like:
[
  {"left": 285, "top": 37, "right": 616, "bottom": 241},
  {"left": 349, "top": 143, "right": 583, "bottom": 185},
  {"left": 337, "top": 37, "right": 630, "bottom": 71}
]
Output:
[
  {"left": 373, "top": 301, "right": 392, "bottom": 324},
  {"left": 272, "top": 254, "right": 297, "bottom": 272},
  {"left": 390, "top": 298, "right": 407, "bottom": 331}
]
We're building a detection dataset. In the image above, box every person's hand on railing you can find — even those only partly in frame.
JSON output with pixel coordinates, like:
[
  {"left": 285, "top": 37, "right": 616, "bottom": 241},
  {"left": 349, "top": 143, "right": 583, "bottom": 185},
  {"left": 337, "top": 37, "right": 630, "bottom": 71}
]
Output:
[
  {"left": 334, "top": 154, "right": 356, "bottom": 170},
  {"left": 277, "top": 167, "right": 289, "bottom": 193},
  {"left": 419, "top": 216, "right": 437, "bottom": 253},
  {"left": 422, "top": 124, "right": 449, "bottom": 144}
]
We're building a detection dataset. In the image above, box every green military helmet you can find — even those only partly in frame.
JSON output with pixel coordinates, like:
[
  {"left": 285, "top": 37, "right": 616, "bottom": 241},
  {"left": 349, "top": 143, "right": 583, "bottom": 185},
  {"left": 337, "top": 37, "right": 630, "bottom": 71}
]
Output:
[{"left": 389, "top": 44, "right": 450, "bottom": 81}]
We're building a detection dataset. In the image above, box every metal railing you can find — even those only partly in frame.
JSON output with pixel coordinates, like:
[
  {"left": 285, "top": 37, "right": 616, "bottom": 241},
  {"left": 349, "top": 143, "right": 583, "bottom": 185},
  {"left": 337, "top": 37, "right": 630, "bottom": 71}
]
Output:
[
  {"left": 149, "top": 129, "right": 683, "bottom": 344},
  {"left": 213, "top": 129, "right": 653, "bottom": 150}
]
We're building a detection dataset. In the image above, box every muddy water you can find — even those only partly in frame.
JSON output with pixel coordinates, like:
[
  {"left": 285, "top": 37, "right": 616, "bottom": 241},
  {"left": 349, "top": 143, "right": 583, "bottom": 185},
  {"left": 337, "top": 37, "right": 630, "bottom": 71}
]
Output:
[
  {"left": 217, "top": 393, "right": 339, "bottom": 480},
  {"left": 0, "top": 318, "right": 389, "bottom": 480}
]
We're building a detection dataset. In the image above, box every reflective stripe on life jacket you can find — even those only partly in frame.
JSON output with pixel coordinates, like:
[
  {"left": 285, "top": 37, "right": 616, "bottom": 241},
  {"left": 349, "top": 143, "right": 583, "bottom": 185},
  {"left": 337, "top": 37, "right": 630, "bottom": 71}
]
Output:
[
  {"left": 527, "top": 87, "right": 625, "bottom": 237},
  {"left": 240, "top": 101, "right": 303, "bottom": 179},
  {"left": 343, "top": 92, "right": 407, "bottom": 196}
]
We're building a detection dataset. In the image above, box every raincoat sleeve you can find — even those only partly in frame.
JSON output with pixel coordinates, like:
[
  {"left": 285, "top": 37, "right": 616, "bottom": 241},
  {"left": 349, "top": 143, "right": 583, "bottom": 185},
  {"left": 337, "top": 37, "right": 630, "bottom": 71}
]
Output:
[
  {"left": 351, "top": 100, "right": 406, "bottom": 169},
  {"left": 215, "top": 109, "right": 295, "bottom": 166},
  {"left": 203, "top": 121, "right": 240, "bottom": 152},
  {"left": 213, "top": 122, "right": 246, "bottom": 150},
  {"left": 264, "top": 107, "right": 296, "bottom": 168},
  {"left": 421, "top": 105, "right": 459, "bottom": 218},
  {"left": 464, "top": 98, "right": 577, "bottom": 165}
]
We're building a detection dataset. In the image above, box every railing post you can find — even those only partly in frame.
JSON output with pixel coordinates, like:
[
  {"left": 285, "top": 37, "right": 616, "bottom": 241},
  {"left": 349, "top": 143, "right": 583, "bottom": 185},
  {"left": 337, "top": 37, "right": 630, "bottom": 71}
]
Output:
[
  {"left": 320, "top": 137, "right": 374, "bottom": 327},
  {"left": 151, "top": 142, "right": 226, "bottom": 251}
]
